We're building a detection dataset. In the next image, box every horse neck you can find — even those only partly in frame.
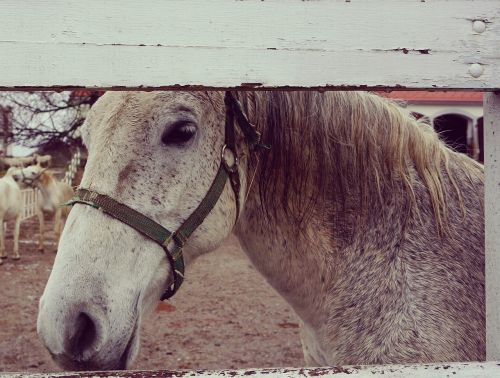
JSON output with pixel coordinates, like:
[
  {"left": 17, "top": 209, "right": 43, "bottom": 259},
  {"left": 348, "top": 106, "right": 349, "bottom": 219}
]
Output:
[
  {"left": 1, "top": 176, "right": 15, "bottom": 187},
  {"left": 233, "top": 164, "right": 415, "bottom": 328},
  {"left": 234, "top": 189, "right": 343, "bottom": 327}
]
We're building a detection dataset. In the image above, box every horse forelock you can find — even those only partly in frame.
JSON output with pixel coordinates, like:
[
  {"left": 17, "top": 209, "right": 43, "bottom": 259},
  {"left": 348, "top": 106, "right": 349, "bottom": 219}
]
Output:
[{"left": 236, "top": 91, "right": 483, "bottom": 235}]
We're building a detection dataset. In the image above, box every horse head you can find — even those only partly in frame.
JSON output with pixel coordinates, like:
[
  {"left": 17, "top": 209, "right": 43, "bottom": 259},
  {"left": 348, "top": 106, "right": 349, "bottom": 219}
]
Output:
[{"left": 37, "top": 92, "right": 249, "bottom": 370}]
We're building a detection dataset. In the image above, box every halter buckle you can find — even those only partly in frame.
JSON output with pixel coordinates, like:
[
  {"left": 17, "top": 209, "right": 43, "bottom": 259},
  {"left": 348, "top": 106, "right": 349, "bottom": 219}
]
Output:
[{"left": 221, "top": 144, "right": 238, "bottom": 173}]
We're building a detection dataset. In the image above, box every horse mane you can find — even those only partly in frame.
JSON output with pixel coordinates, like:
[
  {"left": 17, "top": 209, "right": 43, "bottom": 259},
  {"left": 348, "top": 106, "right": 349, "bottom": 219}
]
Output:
[{"left": 233, "top": 91, "right": 483, "bottom": 233}]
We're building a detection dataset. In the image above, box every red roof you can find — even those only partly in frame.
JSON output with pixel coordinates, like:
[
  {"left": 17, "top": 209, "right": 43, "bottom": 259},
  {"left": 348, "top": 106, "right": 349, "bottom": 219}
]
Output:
[
  {"left": 71, "top": 90, "right": 105, "bottom": 97},
  {"left": 377, "top": 91, "right": 483, "bottom": 104}
]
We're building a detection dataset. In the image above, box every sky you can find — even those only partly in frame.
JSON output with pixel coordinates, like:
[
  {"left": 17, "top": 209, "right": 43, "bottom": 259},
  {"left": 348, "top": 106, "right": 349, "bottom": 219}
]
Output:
[
  {"left": 11, "top": 144, "right": 35, "bottom": 157},
  {"left": 1, "top": 91, "right": 79, "bottom": 157}
]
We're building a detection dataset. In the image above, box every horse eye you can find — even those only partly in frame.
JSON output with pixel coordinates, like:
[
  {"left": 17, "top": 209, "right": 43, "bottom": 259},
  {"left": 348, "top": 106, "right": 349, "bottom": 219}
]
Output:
[{"left": 162, "top": 121, "right": 197, "bottom": 145}]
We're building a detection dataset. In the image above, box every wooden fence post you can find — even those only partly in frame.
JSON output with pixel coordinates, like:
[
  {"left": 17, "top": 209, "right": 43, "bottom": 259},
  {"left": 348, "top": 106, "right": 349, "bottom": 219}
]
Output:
[{"left": 485, "top": 92, "right": 500, "bottom": 360}]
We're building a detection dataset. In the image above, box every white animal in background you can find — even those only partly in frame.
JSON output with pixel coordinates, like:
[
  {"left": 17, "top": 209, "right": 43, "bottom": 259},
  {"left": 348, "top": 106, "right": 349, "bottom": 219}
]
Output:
[
  {"left": 12, "top": 164, "right": 74, "bottom": 247},
  {"left": 0, "top": 168, "right": 23, "bottom": 263}
]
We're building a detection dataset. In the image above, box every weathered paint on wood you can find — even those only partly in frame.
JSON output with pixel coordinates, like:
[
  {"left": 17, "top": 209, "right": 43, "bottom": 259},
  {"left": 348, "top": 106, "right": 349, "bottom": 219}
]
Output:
[
  {"left": 2, "top": 362, "right": 500, "bottom": 378},
  {"left": 485, "top": 92, "right": 500, "bottom": 361},
  {"left": 0, "top": 0, "right": 498, "bottom": 90}
]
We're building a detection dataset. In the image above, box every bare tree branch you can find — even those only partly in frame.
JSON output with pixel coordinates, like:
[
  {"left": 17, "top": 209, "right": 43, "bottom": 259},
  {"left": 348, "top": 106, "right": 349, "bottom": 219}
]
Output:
[{"left": 0, "top": 91, "right": 100, "bottom": 150}]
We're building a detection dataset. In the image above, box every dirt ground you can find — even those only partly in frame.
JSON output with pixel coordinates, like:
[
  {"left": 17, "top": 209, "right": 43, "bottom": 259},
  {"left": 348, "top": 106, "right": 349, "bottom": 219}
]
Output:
[{"left": 0, "top": 217, "right": 304, "bottom": 373}]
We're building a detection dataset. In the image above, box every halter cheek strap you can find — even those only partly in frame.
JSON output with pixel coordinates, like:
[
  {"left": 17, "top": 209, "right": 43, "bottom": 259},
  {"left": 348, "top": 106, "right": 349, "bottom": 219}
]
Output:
[
  {"left": 68, "top": 159, "right": 230, "bottom": 300},
  {"left": 64, "top": 92, "right": 269, "bottom": 301}
]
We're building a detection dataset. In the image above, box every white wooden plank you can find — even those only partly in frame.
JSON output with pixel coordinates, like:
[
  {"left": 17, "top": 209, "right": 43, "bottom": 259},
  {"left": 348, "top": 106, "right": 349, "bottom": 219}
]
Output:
[
  {"left": 486, "top": 91, "right": 500, "bottom": 361},
  {"left": 0, "top": 0, "right": 498, "bottom": 89},
  {"left": 2, "top": 362, "right": 500, "bottom": 378}
]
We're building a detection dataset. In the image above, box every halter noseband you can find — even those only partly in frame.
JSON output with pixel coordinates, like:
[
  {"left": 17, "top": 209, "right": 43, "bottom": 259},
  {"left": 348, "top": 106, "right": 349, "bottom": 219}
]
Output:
[{"left": 65, "top": 92, "right": 268, "bottom": 300}]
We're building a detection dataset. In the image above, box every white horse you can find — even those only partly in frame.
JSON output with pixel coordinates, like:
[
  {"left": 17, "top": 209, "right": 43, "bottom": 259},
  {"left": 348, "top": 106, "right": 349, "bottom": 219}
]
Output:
[
  {"left": 37, "top": 92, "right": 484, "bottom": 371},
  {"left": 12, "top": 164, "right": 74, "bottom": 250},
  {"left": 0, "top": 167, "right": 23, "bottom": 262}
]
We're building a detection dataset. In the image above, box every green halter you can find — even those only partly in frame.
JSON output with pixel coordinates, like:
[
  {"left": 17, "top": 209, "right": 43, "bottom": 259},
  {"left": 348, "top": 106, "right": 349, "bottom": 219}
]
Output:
[{"left": 65, "top": 92, "right": 268, "bottom": 300}]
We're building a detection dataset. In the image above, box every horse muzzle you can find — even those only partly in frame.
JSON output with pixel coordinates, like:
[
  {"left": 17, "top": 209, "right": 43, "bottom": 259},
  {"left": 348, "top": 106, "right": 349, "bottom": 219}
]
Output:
[{"left": 37, "top": 290, "right": 140, "bottom": 371}]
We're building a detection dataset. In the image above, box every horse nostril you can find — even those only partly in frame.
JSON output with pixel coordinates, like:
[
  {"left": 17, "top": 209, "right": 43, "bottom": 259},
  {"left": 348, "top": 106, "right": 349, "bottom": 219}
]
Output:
[{"left": 69, "top": 312, "right": 98, "bottom": 358}]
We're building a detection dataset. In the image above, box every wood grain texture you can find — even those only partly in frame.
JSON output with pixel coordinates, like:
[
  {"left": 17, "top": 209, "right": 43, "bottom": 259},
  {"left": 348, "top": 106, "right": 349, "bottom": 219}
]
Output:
[
  {"left": 486, "top": 92, "right": 500, "bottom": 361},
  {"left": 0, "top": 0, "right": 498, "bottom": 90}
]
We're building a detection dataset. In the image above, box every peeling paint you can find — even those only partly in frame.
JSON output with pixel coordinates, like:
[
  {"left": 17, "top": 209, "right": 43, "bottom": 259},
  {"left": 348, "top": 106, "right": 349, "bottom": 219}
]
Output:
[
  {"left": 2, "top": 363, "right": 500, "bottom": 378},
  {"left": 0, "top": 85, "right": 491, "bottom": 93}
]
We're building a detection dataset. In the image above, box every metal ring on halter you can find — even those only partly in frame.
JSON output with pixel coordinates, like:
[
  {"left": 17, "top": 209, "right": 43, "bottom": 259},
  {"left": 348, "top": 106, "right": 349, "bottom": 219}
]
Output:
[{"left": 221, "top": 144, "right": 238, "bottom": 173}]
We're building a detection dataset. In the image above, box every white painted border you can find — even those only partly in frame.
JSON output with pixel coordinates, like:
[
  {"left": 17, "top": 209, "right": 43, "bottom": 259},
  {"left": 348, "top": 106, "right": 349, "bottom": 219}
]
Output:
[{"left": 0, "top": 0, "right": 498, "bottom": 89}]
